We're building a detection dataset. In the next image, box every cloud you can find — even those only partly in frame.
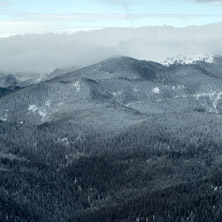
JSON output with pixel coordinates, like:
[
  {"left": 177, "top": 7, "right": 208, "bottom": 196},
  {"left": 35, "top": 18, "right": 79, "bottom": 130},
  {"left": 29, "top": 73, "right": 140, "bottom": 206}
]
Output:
[
  {"left": 0, "top": 0, "right": 7, "bottom": 10},
  {"left": 190, "top": 0, "right": 222, "bottom": 3},
  {"left": 195, "top": 0, "right": 222, "bottom": 1},
  {"left": 11, "top": 12, "right": 218, "bottom": 21},
  {"left": 0, "top": 12, "right": 218, "bottom": 37},
  {"left": 0, "top": 0, "right": 7, "bottom": 5},
  {"left": 99, "top": 0, "right": 140, "bottom": 5},
  {"left": 0, "top": 24, "right": 222, "bottom": 75}
]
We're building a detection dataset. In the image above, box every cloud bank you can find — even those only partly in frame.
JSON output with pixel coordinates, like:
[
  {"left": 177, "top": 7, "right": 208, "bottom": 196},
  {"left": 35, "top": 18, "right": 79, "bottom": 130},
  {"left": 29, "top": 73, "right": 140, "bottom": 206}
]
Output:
[
  {"left": 194, "top": 0, "right": 222, "bottom": 1},
  {"left": 191, "top": 0, "right": 222, "bottom": 3},
  {"left": 0, "top": 24, "right": 222, "bottom": 75},
  {"left": 0, "top": 0, "right": 7, "bottom": 8},
  {"left": 100, "top": 0, "right": 139, "bottom": 5}
]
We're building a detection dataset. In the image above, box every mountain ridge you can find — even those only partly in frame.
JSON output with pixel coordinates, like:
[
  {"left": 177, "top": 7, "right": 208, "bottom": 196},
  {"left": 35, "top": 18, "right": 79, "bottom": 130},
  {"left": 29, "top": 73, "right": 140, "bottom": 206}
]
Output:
[
  {"left": 0, "top": 55, "right": 222, "bottom": 125},
  {"left": 1, "top": 55, "right": 222, "bottom": 221}
]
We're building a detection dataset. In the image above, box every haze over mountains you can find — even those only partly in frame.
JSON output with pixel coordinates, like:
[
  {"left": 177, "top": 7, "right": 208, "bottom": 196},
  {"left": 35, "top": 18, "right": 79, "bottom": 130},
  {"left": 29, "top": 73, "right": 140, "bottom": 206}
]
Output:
[
  {"left": 1, "top": 24, "right": 222, "bottom": 75},
  {"left": 1, "top": 55, "right": 222, "bottom": 221}
]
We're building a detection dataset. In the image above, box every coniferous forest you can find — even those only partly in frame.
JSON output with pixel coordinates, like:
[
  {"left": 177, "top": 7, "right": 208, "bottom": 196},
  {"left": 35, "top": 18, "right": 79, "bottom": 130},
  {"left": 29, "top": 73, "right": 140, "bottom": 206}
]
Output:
[{"left": 1, "top": 57, "right": 222, "bottom": 221}]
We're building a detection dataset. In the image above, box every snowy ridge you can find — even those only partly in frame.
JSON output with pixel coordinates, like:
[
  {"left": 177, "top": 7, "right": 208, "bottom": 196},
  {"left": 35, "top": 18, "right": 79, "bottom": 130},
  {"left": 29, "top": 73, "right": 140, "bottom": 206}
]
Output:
[{"left": 161, "top": 54, "right": 214, "bottom": 66}]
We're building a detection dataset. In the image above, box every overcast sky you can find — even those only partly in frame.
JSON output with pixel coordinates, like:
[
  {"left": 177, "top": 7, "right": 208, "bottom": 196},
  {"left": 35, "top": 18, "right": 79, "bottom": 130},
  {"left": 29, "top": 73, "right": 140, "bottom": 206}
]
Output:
[
  {"left": 0, "top": 0, "right": 222, "bottom": 75},
  {"left": 0, "top": 0, "right": 222, "bottom": 36}
]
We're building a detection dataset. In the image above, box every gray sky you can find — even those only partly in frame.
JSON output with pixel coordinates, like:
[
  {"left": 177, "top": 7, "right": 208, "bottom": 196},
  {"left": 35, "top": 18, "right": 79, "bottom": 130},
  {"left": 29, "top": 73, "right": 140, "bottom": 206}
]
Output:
[{"left": 0, "top": 24, "right": 222, "bottom": 74}]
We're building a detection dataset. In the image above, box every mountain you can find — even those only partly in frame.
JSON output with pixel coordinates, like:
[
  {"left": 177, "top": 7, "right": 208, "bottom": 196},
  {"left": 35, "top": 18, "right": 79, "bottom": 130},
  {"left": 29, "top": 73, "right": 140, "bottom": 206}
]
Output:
[
  {"left": 1, "top": 56, "right": 222, "bottom": 222},
  {"left": 44, "top": 66, "right": 82, "bottom": 81},
  {"left": 0, "top": 66, "right": 81, "bottom": 98},
  {"left": 19, "top": 66, "right": 81, "bottom": 87},
  {"left": 1, "top": 55, "right": 222, "bottom": 124},
  {"left": 161, "top": 53, "right": 215, "bottom": 66},
  {"left": 0, "top": 74, "right": 21, "bottom": 98},
  {"left": 0, "top": 74, "right": 19, "bottom": 88}
]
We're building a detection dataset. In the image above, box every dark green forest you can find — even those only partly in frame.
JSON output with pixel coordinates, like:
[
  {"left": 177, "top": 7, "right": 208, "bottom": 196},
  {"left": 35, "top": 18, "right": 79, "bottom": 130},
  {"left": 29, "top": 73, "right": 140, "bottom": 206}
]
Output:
[
  {"left": 1, "top": 57, "right": 222, "bottom": 221},
  {"left": 1, "top": 111, "right": 222, "bottom": 221}
]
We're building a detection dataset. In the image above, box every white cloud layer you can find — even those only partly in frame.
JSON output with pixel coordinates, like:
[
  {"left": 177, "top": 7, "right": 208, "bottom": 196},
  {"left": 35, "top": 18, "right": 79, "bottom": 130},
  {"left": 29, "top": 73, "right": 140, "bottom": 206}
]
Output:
[
  {"left": 0, "top": 0, "right": 7, "bottom": 5},
  {"left": 0, "top": 24, "right": 222, "bottom": 75},
  {"left": 0, "top": 0, "right": 8, "bottom": 8},
  {"left": 194, "top": 0, "right": 222, "bottom": 1},
  {"left": 1, "top": 11, "right": 219, "bottom": 37},
  {"left": 99, "top": 0, "right": 140, "bottom": 5},
  {"left": 190, "top": 0, "right": 222, "bottom": 3}
]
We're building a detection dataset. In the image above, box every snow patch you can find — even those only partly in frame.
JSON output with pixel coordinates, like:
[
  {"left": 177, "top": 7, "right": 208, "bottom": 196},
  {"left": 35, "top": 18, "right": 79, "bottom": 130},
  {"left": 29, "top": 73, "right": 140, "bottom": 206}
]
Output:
[
  {"left": 172, "top": 85, "right": 185, "bottom": 90},
  {"left": 28, "top": 104, "right": 38, "bottom": 112},
  {"left": 125, "top": 101, "right": 144, "bottom": 107},
  {"left": 152, "top": 87, "right": 161, "bottom": 94},
  {"left": 57, "top": 102, "right": 64, "bottom": 107},
  {"left": 133, "top": 87, "right": 139, "bottom": 92},
  {"left": 73, "top": 81, "right": 80, "bottom": 92},
  {"left": 162, "top": 54, "right": 214, "bottom": 66},
  {"left": 193, "top": 91, "right": 222, "bottom": 113},
  {"left": 0, "top": 116, "right": 7, "bottom": 121},
  {"left": 211, "top": 184, "right": 222, "bottom": 191},
  {"left": 112, "top": 91, "right": 124, "bottom": 97},
  {"left": 0, "top": 112, "right": 8, "bottom": 121},
  {"left": 45, "top": 100, "right": 51, "bottom": 107},
  {"left": 38, "top": 110, "right": 47, "bottom": 121},
  {"left": 213, "top": 93, "right": 222, "bottom": 110},
  {"left": 28, "top": 104, "right": 48, "bottom": 121},
  {"left": 58, "top": 137, "right": 69, "bottom": 146},
  {"left": 0, "top": 152, "right": 26, "bottom": 161}
]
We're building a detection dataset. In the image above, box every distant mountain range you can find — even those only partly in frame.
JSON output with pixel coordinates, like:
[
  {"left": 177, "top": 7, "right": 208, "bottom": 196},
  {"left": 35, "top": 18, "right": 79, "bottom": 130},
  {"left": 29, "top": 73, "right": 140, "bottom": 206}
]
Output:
[
  {"left": 0, "top": 66, "right": 81, "bottom": 98},
  {"left": 1, "top": 55, "right": 222, "bottom": 222},
  {"left": 1, "top": 55, "right": 222, "bottom": 123}
]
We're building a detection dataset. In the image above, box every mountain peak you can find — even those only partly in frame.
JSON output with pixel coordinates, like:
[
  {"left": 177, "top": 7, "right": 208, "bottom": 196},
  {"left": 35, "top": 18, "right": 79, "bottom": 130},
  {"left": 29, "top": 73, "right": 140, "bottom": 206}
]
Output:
[
  {"left": 161, "top": 54, "right": 215, "bottom": 66},
  {"left": 100, "top": 56, "right": 138, "bottom": 64}
]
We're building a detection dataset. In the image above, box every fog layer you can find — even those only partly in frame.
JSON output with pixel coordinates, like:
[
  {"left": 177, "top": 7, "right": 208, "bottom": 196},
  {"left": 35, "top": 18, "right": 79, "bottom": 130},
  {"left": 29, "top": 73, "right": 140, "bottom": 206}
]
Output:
[{"left": 1, "top": 24, "right": 222, "bottom": 75}]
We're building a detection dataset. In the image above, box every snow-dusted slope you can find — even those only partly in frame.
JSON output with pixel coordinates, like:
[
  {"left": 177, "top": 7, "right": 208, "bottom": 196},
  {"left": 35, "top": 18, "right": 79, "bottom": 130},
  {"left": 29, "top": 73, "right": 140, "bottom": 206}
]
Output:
[
  {"left": 161, "top": 54, "right": 214, "bottom": 66},
  {"left": 0, "top": 56, "right": 222, "bottom": 125}
]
